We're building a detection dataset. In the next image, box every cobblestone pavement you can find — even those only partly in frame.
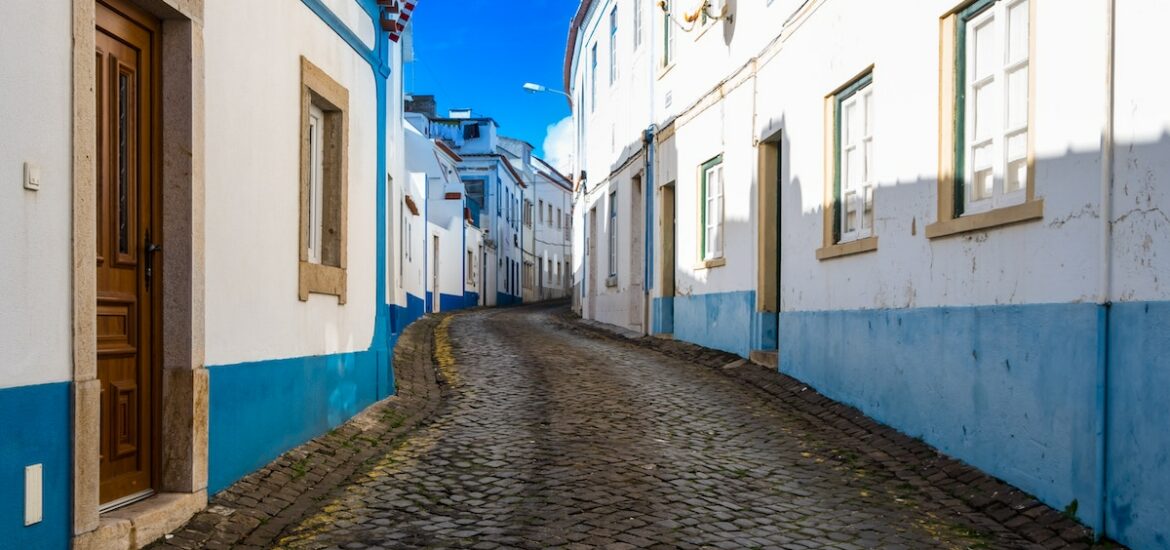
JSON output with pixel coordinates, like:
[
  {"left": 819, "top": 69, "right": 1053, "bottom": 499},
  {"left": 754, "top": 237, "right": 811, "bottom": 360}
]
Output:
[
  {"left": 267, "top": 304, "right": 1110, "bottom": 550},
  {"left": 151, "top": 315, "right": 448, "bottom": 550}
]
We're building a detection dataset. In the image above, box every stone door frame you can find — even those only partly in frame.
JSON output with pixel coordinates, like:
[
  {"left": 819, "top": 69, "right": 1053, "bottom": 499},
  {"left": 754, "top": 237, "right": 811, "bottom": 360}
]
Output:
[{"left": 73, "top": 0, "right": 207, "bottom": 546}]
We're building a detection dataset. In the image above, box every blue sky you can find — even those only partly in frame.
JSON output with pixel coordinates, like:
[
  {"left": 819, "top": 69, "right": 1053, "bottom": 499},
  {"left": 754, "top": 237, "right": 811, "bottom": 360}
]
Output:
[{"left": 406, "top": 0, "right": 579, "bottom": 161}]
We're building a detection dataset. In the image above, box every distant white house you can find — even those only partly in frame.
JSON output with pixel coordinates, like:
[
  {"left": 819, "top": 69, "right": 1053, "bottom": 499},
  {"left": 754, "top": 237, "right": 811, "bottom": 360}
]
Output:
[
  {"left": 406, "top": 99, "right": 574, "bottom": 308},
  {"left": 564, "top": 1, "right": 1170, "bottom": 548}
]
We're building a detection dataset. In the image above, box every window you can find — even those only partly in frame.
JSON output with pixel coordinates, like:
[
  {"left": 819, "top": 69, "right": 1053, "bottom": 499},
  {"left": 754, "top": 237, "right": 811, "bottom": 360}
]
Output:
[
  {"left": 467, "top": 249, "right": 475, "bottom": 285},
  {"left": 557, "top": 208, "right": 562, "bottom": 229},
  {"left": 610, "top": 7, "right": 619, "bottom": 85},
  {"left": 299, "top": 57, "right": 348, "bottom": 303},
  {"left": 539, "top": 199, "right": 544, "bottom": 223},
  {"left": 306, "top": 104, "right": 325, "bottom": 264},
  {"left": 633, "top": 0, "right": 643, "bottom": 50},
  {"left": 591, "top": 43, "right": 598, "bottom": 112},
  {"left": 608, "top": 191, "right": 618, "bottom": 277},
  {"left": 836, "top": 73, "right": 874, "bottom": 243},
  {"left": 930, "top": 0, "right": 1040, "bottom": 238},
  {"left": 662, "top": 1, "right": 674, "bottom": 68},
  {"left": 960, "top": 0, "right": 1029, "bottom": 213},
  {"left": 524, "top": 199, "right": 533, "bottom": 227},
  {"left": 700, "top": 156, "right": 724, "bottom": 262}
]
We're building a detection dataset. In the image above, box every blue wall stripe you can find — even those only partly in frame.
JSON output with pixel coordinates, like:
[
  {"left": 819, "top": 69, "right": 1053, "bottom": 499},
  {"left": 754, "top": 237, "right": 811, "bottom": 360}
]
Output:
[
  {"left": 0, "top": 382, "right": 70, "bottom": 549},
  {"left": 671, "top": 290, "right": 776, "bottom": 357},
  {"left": 208, "top": 352, "right": 378, "bottom": 493},
  {"left": 1104, "top": 301, "right": 1170, "bottom": 549}
]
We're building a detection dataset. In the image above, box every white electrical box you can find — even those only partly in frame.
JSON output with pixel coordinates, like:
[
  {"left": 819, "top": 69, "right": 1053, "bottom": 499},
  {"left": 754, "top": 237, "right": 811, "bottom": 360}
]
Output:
[
  {"left": 25, "top": 464, "right": 43, "bottom": 526},
  {"left": 24, "top": 162, "right": 42, "bottom": 191}
]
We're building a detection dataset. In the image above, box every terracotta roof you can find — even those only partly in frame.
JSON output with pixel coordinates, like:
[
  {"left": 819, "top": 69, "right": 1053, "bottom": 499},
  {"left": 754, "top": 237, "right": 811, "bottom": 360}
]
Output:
[
  {"left": 434, "top": 140, "right": 463, "bottom": 162},
  {"left": 445, "top": 192, "right": 462, "bottom": 200}
]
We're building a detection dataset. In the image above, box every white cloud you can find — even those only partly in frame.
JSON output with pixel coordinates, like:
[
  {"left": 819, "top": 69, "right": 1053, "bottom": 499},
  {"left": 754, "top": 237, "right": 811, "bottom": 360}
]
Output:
[{"left": 541, "top": 116, "right": 574, "bottom": 176}]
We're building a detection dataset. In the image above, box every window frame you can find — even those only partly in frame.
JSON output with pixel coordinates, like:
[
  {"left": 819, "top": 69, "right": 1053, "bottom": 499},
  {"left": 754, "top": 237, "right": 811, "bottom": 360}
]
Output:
[
  {"left": 928, "top": 0, "right": 1042, "bottom": 239},
  {"left": 298, "top": 56, "right": 349, "bottom": 303},
  {"left": 699, "top": 155, "right": 724, "bottom": 264},
  {"left": 609, "top": 6, "right": 619, "bottom": 85},
  {"left": 591, "top": 43, "right": 598, "bottom": 112},
  {"left": 818, "top": 68, "right": 879, "bottom": 261},
  {"left": 834, "top": 73, "right": 874, "bottom": 244},
  {"left": 662, "top": 0, "right": 674, "bottom": 69},
  {"left": 956, "top": 0, "right": 1029, "bottom": 215},
  {"left": 608, "top": 190, "right": 618, "bottom": 277}
]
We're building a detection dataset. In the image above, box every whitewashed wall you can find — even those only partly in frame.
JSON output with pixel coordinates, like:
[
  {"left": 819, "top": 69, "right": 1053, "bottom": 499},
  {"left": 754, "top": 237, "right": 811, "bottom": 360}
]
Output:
[
  {"left": 204, "top": 0, "right": 380, "bottom": 365},
  {"left": 767, "top": 0, "right": 1106, "bottom": 312},
  {"left": 0, "top": 1, "right": 76, "bottom": 389},
  {"left": 1111, "top": 1, "right": 1170, "bottom": 304}
]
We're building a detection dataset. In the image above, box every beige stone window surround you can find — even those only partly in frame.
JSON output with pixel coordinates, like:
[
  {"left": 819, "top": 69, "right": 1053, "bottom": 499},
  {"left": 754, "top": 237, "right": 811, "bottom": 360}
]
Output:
[
  {"left": 299, "top": 56, "right": 349, "bottom": 303},
  {"left": 818, "top": 65, "right": 879, "bottom": 261},
  {"left": 928, "top": 0, "right": 1042, "bottom": 240}
]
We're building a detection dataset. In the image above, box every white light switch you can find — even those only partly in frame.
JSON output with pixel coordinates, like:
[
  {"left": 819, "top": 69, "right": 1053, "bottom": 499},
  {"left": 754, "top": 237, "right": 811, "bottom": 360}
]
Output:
[
  {"left": 24, "top": 162, "right": 41, "bottom": 191},
  {"left": 25, "top": 464, "right": 42, "bottom": 526}
]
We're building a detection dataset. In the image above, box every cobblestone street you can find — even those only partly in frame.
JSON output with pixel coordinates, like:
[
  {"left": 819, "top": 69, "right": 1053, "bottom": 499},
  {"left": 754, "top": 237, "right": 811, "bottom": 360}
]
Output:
[{"left": 158, "top": 304, "right": 1109, "bottom": 549}]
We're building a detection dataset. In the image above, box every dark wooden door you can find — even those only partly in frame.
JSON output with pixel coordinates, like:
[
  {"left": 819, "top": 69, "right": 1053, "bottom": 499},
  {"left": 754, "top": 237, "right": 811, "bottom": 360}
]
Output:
[{"left": 95, "top": 0, "right": 161, "bottom": 508}]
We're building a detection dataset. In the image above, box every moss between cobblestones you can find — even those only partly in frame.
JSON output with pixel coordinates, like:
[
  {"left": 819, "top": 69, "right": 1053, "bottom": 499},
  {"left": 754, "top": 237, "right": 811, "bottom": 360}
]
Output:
[{"left": 145, "top": 312, "right": 457, "bottom": 550}]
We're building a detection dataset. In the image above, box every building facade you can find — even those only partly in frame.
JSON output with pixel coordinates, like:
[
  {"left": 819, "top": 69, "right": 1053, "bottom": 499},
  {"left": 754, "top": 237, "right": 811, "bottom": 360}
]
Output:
[
  {"left": 565, "top": 1, "right": 1170, "bottom": 548},
  {"left": 0, "top": 0, "right": 409, "bottom": 547}
]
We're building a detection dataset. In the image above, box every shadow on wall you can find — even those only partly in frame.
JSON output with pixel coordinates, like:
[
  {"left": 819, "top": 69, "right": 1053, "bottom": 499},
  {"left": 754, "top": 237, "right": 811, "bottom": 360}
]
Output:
[{"left": 773, "top": 131, "right": 1170, "bottom": 550}]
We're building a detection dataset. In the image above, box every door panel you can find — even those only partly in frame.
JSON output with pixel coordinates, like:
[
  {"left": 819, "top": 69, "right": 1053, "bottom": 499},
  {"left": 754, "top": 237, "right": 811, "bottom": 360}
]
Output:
[{"left": 96, "top": 0, "right": 160, "bottom": 507}]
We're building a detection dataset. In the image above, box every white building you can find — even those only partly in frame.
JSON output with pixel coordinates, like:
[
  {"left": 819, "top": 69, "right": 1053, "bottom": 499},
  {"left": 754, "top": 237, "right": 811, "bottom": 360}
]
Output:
[
  {"left": 531, "top": 156, "right": 575, "bottom": 301},
  {"left": 565, "top": 1, "right": 1170, "bottom": 548},
  {"left": 405, "top": 112, "right": 483, "bottom": 312},
  {"left": 0, "top": 1, "right": 409, "bottom": 547}
]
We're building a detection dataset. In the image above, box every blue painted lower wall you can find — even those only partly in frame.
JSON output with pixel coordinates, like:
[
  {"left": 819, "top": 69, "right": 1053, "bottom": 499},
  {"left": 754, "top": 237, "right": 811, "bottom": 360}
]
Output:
[
  {"left": 1105, "top": 301, "right": 1170, "bottom": 550},
  {"left": 0, "top": 382, "right": 70, "bottom": 549},
  {"left": 672, "top": 290, "right": 776, "bottom": 357},
  {"left": 208, "top": 350, "right": 381, "bottom": 494},
  {"left": 651, "top": 296, "right": 674, "bottom": 335},
  {"left": 779, "top": 301, "right": 1170, "bottom": 549},
  {"left": 390, "top": 293, "right": 424, "bottom": 335},
  {"left": 496, "top": 292, "right": 521, "bottom": 307},
  {"left": 438, "top": 292, "right": 466, "bottom": 312}
]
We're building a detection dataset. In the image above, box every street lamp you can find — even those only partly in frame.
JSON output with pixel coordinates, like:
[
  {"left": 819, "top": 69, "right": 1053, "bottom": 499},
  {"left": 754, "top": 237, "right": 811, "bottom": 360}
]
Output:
[{"left": 522, "top": 82, "right": 572, "bottom": 101}]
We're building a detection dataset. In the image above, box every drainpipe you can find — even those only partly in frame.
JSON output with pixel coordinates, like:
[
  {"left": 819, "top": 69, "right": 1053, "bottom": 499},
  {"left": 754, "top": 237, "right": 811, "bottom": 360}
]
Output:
[
  {"left": 644, "top": 0, "right": 658, "bottom": 330},
  {"left": 1095, "top": 0, "right": 1116, "bottom": 539},
  {"left": 644, "top": 127, "right": 656, "bottom": 299}
]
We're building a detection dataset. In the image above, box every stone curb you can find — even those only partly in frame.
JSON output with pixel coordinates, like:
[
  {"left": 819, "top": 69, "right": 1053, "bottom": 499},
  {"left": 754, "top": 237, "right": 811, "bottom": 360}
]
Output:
[
  {"left": 148, "top": 313, "right": 452, "bottom": 550},
  {"left": 553, "top": 308, "right": 1125, "bottom": 550}
]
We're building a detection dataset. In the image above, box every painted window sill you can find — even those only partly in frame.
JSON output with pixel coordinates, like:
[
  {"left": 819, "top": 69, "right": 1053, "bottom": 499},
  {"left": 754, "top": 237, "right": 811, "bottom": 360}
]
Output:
[
  {"left": 299, "top": 261, "right": 347, "bottom": 304},
  {"left": 926, "top": 199, "right": 1044, "bottom": 239},
  {"left": 816, "top": 236, "right": 878, "bottom": 261},
  {"left": 606, "top": 275, "right": 618, "bottom": 288},
  {"left": 694, "top": 257, "right": 726, "bottom": 270}
]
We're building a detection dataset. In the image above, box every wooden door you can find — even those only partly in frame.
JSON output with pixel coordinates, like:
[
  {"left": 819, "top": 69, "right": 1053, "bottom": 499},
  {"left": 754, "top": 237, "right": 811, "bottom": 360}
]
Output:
[{"left": 95, "top": 0, "right": 161, "bottom": 508}]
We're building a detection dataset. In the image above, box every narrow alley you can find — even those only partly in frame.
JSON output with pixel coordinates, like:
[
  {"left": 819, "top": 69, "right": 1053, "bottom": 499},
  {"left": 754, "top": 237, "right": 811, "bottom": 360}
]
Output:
[{"left": 157, "top": 305, "right": 1099, "bottom": 549}]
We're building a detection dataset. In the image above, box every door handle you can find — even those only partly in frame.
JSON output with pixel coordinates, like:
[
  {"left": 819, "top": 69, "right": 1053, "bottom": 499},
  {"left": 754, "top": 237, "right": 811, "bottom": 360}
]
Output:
[{"left": 145, "top": 230, "right": 162, "bottom": 291}]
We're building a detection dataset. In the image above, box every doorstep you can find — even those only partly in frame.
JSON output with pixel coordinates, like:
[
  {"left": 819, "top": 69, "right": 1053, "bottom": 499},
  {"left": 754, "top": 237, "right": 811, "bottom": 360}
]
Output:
[
  {"left": 749, "top": 349, "right": 778, "bottom": 369},
  {"left": 74, "top": 491, "right": 206, "bottom": 550}
]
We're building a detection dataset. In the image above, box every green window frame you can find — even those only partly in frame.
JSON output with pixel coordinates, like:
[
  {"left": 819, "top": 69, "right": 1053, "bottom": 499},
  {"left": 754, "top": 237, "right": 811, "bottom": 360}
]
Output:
[
  {"left": 832, "top": 72, "right": 874, "bottom": 244},
  {"left": 952, "top": 0, "right": 995, "bottom": 218},
  {"left": 700, "top": 154, "right": 724, "bottom": 261}
]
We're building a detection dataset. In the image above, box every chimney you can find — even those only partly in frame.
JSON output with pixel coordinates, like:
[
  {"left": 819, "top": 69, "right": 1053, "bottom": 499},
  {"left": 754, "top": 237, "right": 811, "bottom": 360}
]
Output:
[{"left": 405, "top": 94, "right": 436, "bottom": 118}]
